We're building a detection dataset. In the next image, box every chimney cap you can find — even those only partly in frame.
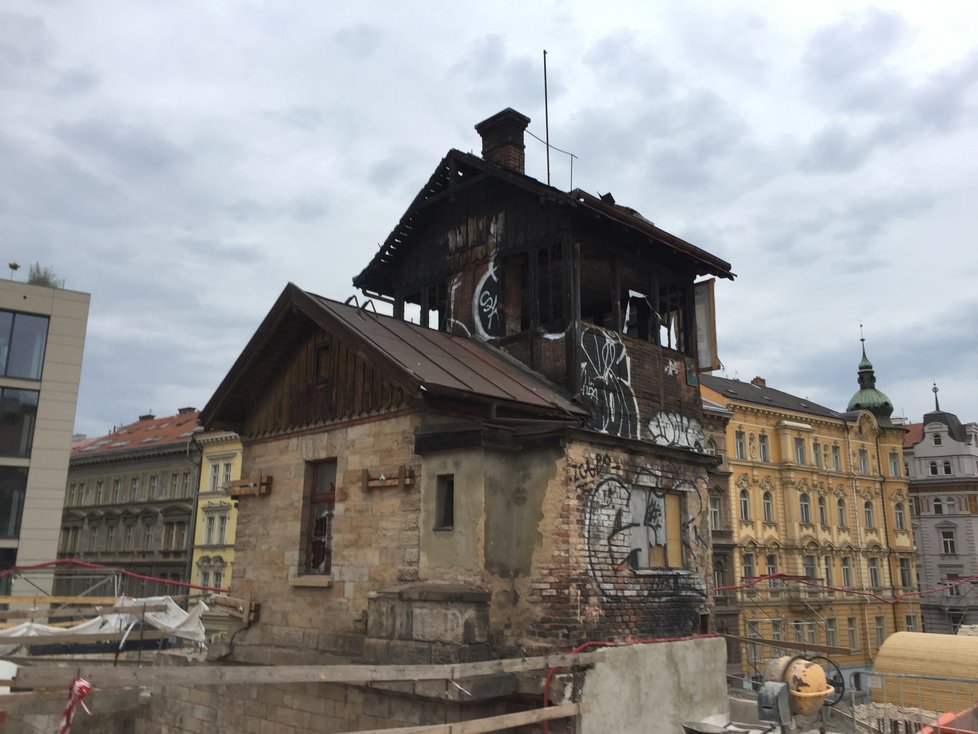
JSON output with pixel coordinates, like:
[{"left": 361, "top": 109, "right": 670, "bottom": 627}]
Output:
[{"left": 474, "top": 107, "right": 531, "bottom": 134}]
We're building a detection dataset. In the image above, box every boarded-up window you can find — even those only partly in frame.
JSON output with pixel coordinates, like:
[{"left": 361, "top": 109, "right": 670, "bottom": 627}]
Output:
[{"left": 630, "top": 488, "right": 682, "bottom": 570}]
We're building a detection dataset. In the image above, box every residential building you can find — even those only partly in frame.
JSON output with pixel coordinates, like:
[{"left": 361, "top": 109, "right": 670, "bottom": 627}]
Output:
[
  {"left": 201, "top": 105, "right": 735, "bottom": 696},
  {"left": 700, "top": 344, "right": 918, "bottom": 682},
  {"left": 0, "top": 280, "right": 89, "bottom": 595},
  {"left": 903, "top": 385, "right": 978, "bottom": 633},
  {"left": 190, "top": 429, "right": 240, "bottom": 594},
  {"left": 702, "top": 395, "right": 738, "bottom": 674},
  {"left": 56, "top": 409, "right": 200, "bottom": 596}
]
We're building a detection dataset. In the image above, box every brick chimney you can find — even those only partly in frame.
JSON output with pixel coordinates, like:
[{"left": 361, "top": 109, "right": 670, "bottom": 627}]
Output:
[
  {"left": 751, "top": 376, "right": 766, "bottom": 387},
  {"left": 474, "top": 108, "right": 530, "bottom": 173}
]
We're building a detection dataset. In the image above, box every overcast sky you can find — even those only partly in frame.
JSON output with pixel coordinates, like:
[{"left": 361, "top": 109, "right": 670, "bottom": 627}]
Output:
[{"left": 3, "top": 1, "right": 976, "bottom": 436}]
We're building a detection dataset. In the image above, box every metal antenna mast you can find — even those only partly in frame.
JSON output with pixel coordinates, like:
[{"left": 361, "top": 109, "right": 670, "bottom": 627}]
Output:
[{"left": 543, "top": 49, "right": 550, "bottom": 186}]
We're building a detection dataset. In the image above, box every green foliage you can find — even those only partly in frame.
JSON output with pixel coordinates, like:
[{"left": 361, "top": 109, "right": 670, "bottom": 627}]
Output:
[{"left": 27, "top": 263, "right": 59, "bottom": 288}]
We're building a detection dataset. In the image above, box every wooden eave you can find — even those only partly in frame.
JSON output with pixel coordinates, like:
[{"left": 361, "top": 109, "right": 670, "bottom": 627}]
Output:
[
  {"left": 201, "top": 284, "right": 420, "bottom": 432},
  {"left": 354, "top": 149, "right": 734, "bottom": 296}
]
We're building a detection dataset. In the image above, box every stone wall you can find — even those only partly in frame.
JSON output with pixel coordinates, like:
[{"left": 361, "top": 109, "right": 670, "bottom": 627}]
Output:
[
  {"left": 230, "top": 412, "right": 422, "bottom": 663},
  {"left": 1, "top": 688, "right": 145, "bottom": 733}
]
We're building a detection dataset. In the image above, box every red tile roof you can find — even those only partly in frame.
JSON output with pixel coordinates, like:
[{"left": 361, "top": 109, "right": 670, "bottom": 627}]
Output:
[
  {"left": 903, "top": 422, "right": 923, "bottom": 449},
  {"left": 72, "top": 409, "right": 201, "bottom": 458}
]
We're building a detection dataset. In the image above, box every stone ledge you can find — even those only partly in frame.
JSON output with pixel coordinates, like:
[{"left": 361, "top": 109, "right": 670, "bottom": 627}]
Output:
[{"left": 288, "top": 575, "right": 333, "bottom": 589}]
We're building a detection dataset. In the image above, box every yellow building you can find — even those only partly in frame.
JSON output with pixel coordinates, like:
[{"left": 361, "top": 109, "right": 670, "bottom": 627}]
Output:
[
  {"left": 191, "top": 430, "right": 241, "bottom": 596},
  {"left": 701, "top": 347, "right": 918, "bottom": 684}
]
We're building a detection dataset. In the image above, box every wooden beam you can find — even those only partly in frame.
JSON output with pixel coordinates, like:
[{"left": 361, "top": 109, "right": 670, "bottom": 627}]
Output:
[
  {"left": 0, "top": 596, "right": 121, "bottom": 606},
  {"left": 1, "top": 630, "right": 168, "bottom": 645},
  {"left": 0, "top": 603, "right": 169, "bottom": 620},
  {"left": 15, "top": 651, "right": 599, "bottom": 690},
  {"left": 352, "top": 702, "right": 583, "bottom": 734}
]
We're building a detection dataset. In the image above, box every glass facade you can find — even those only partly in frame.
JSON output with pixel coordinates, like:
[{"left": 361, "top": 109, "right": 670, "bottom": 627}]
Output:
[
  {"left": 0, "top": 388, "right": 39, "bottom": 457},
  {"left": 0, "top": 311, "right": 49, "bottom": 380},
  {"left": 0, "top": 467, "right": 28, "bottom": 538}
]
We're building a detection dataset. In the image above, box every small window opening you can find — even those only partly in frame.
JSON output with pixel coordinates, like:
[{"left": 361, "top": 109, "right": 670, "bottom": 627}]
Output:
[{"left": 435, "top": 474, "right": 455, "bottom": 530}]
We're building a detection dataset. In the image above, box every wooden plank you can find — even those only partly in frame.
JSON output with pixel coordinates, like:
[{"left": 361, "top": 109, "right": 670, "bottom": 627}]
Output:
[
  {"left": 351, "top": 703, "right": 582, "bottom": 734},
  {"left": 0, "top": 603, "right": 170, "bottom": 620},
  {"left": 1, "top": 630, "right": 168, "bottom": 645},
  {"left": 15, "top": 651, "right": 599, "bottom": 690},
  {"left": 0, "top": 596, "right": 121, "bottom": 606}
]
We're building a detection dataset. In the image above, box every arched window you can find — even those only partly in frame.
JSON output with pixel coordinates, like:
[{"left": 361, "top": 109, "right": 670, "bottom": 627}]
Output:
[
  {"left": 934, "top": 497, "right": 944, "bottom": 514},
  {"left": 943, "top": 461, "right": 952, "bottom": 475},
  {"left": 837, "top": 498, "right": 847, "bottom": 527},
  {"left": 763, "top": 492, "right": 774, "bottom": 523},
  {"left": 818, "top": 496, "right": 828, "bottom": 526},
  {"left": 864, "top": 500, "right": 875, "bottom": 529},
  {"left": 799, "top": 493, "right": 811, "bottom": 524},
  {"left": 894, "top": 502, "right": 906, "bottom": 531},
  {"left": 740, "top": 489, "right": 751, "bottom": 522},
  {"left": 930, "top": 462, "right": 938, "bottom": 476}
]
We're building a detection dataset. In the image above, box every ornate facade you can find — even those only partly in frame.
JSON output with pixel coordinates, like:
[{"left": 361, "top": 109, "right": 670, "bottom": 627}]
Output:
[
  {"left": 903, "top": 386, "right": 978, "bottom": 633},
  {"left": 56, "top": 409, "right": 200, "bottom": 596},
  {"left": 701, "top": 353, "right": 918, "bottom": 683}
]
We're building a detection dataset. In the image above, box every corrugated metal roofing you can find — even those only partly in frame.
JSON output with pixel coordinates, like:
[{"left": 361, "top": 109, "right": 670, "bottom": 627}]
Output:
[{"left": 308, "top": 292, "right": 584, "bottom": 417}]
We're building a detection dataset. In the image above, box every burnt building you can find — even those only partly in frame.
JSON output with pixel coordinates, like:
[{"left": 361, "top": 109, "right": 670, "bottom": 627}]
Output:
[{"left": 202, "top": 108, "right": 734, "bottom": 671}]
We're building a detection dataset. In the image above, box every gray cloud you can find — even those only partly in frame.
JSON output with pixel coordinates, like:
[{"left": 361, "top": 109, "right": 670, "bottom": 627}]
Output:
[
  {"left": 803, "top": 9, "right": 907, "bottom": 91},
  {"left": 1, "top": 2, "right": 974, "bottom": 436},
  {"left": 53, "top": 118, "right": 187, "bottom": 174}
]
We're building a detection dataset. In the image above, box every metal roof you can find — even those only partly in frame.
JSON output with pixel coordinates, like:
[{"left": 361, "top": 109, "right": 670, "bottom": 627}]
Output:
[
  {"left": 700, "top": 374, "right": 840, "bottom": 419},
  {"left": 202, "top": 284, "right": 585, "bottom": 429},
  {"left": 307, "top": 292, "right": 585, "bottom": 416}
]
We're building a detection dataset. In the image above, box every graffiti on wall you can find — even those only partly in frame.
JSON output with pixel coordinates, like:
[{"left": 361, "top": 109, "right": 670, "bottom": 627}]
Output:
[
  {"left": 646, "top": 412, "right": 705, "bottom": 452},
  {"left": 579, "top": 326, "right": 640, "bottom": 440},
  {"left": 575, "top": 453, "right": 708, "bottom": 604},
  {"left": 472, "top": 252, "right": 504, "bottom": 339}
]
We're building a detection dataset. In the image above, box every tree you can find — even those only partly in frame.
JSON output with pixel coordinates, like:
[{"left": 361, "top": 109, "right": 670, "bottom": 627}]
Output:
[{"left": 27, "top": 263, "right": 59, "bottom": 288}]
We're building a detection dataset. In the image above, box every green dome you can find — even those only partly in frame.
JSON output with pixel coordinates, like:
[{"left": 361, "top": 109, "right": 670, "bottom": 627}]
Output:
[
  {"left": 848, "top": 338, "right": 894, "bottom": 423},
  {"left": 848, "top": 388, "right": 893, "bottom": 413}
]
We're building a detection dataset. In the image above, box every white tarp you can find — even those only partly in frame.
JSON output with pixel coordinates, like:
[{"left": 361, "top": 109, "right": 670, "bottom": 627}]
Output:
[{"left": 0, "top": 596, "right": 208, "bottom": 654}]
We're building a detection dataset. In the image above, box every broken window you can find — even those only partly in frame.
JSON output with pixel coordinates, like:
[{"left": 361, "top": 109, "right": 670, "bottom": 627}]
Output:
[{"left": 305, "top": 460, "right": 336, "bottom": 575}]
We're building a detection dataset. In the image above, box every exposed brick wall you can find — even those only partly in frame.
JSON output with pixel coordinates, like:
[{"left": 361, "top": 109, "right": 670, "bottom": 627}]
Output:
[{"left": 521, "top": 439, "right": 710, "bottom": 649}]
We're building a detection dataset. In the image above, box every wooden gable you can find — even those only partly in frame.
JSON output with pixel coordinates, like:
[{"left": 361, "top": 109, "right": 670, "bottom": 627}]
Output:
[
  {"left": 202, "top": 285, "right": 417, "bottom": 437},
  {"left": 244, "top": 319, "right": 412, "bottom": 436}
]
